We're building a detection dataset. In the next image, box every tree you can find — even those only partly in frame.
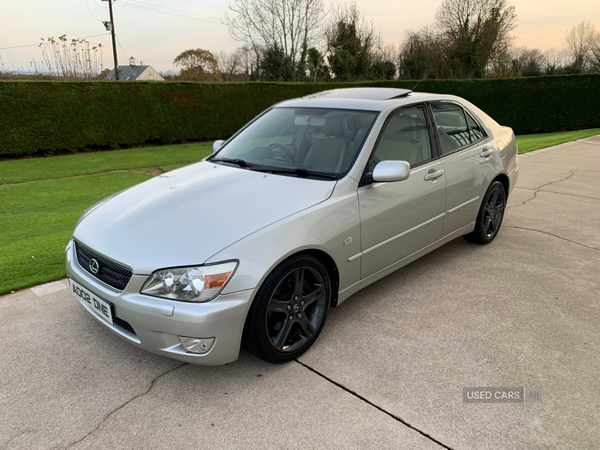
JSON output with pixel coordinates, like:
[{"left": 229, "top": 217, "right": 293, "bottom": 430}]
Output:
[
  {"left": 370, "top": 44, "right": 397, "bottom": 79},
  {"left": 435, "top": 0, "right": 517, "bottom": 78},
  {"left": 398, "top": 27, "right": 450, "bottom": 79},
  {"left": 590, "top": 31, "right": 600, "bottom": 73},
  {"left": 565, "top": 21, "right": 598, "bottom": 72},
  {"left": 307, "top": 47, "right": 329, "bottom": 81},
  {"left": 216, "top": 50, "right": 243, "bottom": 81},
  {"left": 325, "top": 2, "right": 379, "bottom": 81},
  {"left": 515, "top": 47, "right": 545, "bottom": 76},
  {"left": 543, "top": 47, "right": 569, "bottom": 75},
  {"left": 173, "top": 49, "right": 221, "bottom": 81},
  {"left": 224, "top": 0, "right": 325, "bottom": 80},
  {"left": 259, "top": 44, "right": 294, "bottom": 81}
]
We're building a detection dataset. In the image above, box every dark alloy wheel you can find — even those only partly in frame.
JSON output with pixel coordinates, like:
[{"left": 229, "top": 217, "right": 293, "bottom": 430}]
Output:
[
  {"left": 464, "top": 181, "right": 506, "bottom": 244},
  {"left": 242, "top": 255, "right": 331, "bottom": 363}
]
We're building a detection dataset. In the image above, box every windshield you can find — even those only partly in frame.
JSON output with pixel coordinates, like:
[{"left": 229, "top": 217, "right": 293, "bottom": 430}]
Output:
[{"left": 211, "top": 107, "right": 378, "bottom": 178}]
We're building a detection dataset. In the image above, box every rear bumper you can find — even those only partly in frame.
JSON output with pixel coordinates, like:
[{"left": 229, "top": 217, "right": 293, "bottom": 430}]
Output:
[{"left": 65, "top": 241, "right": 255, "bottom": 365}]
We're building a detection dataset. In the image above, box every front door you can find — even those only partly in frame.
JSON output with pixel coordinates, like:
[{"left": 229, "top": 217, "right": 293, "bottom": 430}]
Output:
[{"left": 358, "top": 105, "right": 447, "bottom": 279}]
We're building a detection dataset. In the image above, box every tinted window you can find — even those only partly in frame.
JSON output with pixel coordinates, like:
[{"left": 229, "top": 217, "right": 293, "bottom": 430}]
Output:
[
  {"left": 431, "top": 103, "right": 471, "bottom": 154},
  {"left": 466, "top": 111, "right": 486, "bottom": 141},
  {"left": 373, "top": 106, "right": 432, "bottom": 167}
]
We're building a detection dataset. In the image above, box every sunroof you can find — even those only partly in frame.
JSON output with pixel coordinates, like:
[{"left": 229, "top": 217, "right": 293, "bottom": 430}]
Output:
[{"left": 304, "top": 88, "right": 412, "bottom": 101}]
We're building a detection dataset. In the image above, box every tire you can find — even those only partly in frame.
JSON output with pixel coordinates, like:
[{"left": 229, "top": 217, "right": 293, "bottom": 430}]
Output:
[
  {"left": 242, "top": 255, "right": 331, "bottom": 364},
  {"left": 463, "top": 181, "right": 506, "bottom": 245}
]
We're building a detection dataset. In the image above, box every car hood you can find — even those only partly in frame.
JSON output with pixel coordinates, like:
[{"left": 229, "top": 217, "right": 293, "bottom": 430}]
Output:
[{"left": 73, "top": 161, "right": 336, "bottom": 274}]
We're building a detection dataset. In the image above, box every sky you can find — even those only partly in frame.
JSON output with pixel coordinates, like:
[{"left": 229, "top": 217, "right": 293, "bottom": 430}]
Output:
[{"left": 1, "top": 0, "right": 599, "bottom": 73}]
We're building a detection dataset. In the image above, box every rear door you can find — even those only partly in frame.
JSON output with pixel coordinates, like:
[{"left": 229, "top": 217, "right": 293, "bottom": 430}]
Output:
[
  {"left": 429, "top": 102, "right": 496, "bottom": 236},
  {"left": 358, "top": 104, "right": 446, "bottom": 279}
]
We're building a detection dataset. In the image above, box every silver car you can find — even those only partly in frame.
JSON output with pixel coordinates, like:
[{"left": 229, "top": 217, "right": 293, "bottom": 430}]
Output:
[{"left": 66, "top": 88, "right": 519, "bottom": 365}]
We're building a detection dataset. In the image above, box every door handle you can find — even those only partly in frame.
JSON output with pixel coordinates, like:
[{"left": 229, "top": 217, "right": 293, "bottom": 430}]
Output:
[
  {"left": 424, "top": 169, "right": 444, "bottom": 181},
  {"left": 480, "top": 148, "right": 494, "bottom": 158}
]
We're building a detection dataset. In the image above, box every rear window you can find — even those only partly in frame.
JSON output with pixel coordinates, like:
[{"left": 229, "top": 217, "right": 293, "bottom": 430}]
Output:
[{"left": 431, "top": 103, "right": 487, "bottom": 155}]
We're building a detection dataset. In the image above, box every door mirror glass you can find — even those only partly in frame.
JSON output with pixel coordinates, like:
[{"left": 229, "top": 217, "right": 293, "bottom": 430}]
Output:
[
  {"left": 372, "top": 160, "right": 410, "bottom": 182},
  {"left": 212, "top": 140, "right": 225, "bottom": 153}
]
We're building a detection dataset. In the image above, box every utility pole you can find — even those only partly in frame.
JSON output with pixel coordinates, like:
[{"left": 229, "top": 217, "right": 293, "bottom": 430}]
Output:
[{"left": 105, "top": 0, "right": 119, "bottom": 80}]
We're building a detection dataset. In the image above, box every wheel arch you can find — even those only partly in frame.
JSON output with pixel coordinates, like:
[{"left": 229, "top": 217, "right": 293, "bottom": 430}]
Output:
[
  {"left": 250, "top": 248, "right": 341, "bottom": 309},
  {"left": 294, "top": 249, "right": 340, "bottom": 308},
  {"left": 492, "top": 172, "right": 509, "bottom": 196}
]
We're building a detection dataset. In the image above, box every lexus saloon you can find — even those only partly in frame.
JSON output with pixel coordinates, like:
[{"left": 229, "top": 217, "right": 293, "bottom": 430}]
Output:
[{"left": 66, "top": 88, "right": 519, "bottom": 365}]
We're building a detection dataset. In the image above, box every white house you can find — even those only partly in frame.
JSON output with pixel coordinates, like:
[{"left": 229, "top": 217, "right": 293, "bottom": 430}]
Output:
[{"left": 105, "top": 57, "right": 164, "bottom": 81}]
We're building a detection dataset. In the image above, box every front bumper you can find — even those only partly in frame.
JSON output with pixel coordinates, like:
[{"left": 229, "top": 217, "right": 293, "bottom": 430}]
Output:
[{"left": 65, "top": 241, "right": 256, "bottom": 365}]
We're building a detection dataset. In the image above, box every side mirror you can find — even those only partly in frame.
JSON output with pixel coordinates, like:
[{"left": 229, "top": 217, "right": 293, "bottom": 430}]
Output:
[
  {"left": 372, "top": 160, "right": 411, "bottom": 183},
  {"left": 212, "top": 140, "right": 225, "bottom": 153}
]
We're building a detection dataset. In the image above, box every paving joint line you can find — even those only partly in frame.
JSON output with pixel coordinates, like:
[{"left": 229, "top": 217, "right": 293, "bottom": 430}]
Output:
[
  {"left": 505, "top": 225, "right": 599, "bottom": 250},
  {"left": 295, "top": 359, "right": 454, "bottom": 450},
  {"left": 514, "top": 187, "right": 600, "bottom": 202},
  {"left": 63, "top": 363, "right": 188, "bottom": 450},
  {"left": 507, "top": 171, "right": 574, "bottom": 210}
]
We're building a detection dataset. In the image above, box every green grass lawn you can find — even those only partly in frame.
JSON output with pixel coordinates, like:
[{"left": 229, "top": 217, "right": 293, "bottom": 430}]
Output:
[
  {"left": 0, "top": 142, "right": 212, "bottom": 184},
  {"left": 516, "top": 128, "right": 600, "bottom": 154},
  {"left": 1, "top": 129, "right": 599, "bottom": 295}
]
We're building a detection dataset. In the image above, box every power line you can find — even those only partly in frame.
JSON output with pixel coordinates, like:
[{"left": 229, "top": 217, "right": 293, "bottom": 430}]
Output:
[
  {"left": 115, "top": 33, "right": 128, "bottom": 61},
  {"left": 0, "top": 34, "right": 110, "bottom": 51},
  {"left": 84, "top": 0, "right": 103, "bottom": 22},
  {"left": 128, "top": 0, "right": 221, "bottom": 21},
  {"left": 125, "top": 0, "right": 221, "bottom": 23}
]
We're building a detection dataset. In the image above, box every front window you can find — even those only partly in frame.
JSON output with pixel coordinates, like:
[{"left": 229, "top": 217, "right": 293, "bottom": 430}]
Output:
[
  {"left": 372, "top": 106, "right": 432, "bottom": 167},
  {"left": 211, "top": 108, "right": 378, "bottom": 179}
]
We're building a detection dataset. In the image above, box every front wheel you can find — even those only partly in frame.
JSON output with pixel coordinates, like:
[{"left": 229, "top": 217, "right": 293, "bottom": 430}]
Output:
[
  {"left": 463, "top": 181, "right": 506, "bottom": 244},
  {"left": 242, "top": 255, "right": 331, "bottom": 364}
]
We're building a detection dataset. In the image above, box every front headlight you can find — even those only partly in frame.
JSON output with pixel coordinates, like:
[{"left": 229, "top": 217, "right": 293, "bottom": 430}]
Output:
[{"left": 140, "top": 261, "right": 238, "bottom": 302}]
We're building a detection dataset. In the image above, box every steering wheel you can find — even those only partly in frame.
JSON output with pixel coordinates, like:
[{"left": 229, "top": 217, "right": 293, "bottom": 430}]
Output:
[{"left": 268, "top": 142, "right": 296, "bottom": 163}]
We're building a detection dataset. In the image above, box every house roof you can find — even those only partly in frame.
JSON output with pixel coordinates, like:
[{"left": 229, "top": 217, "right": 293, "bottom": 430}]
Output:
[{"left": 104, "top": 65, "right": 156, "bottom": 81}]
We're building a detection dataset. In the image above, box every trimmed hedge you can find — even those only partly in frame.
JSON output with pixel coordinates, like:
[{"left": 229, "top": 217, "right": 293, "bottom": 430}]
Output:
[{"left": 1, "top": 74, "right": 599, "bottom": 158}]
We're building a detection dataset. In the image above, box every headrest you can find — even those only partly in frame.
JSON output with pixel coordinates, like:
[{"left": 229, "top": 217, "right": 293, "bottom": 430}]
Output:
[
  {"left": 435, "top": 112, "right": 464, "bottom": 128},
  {"left": 322, "top": 114, "right": 348, "bottom": 138},
  {"left": 386, "top": 114, "right": 416, "bottom": 140}
]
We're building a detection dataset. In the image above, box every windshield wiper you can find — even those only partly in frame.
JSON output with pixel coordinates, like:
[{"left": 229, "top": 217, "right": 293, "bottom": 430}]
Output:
[
  {"left": 265, "top": 167, "right": 338, "bottom": 180},
  {"left": 209, "top": 157, "right": 252, "bottom": 168},
  {"left": 209, "top": 157, "right": 337, "bottom": 180}
]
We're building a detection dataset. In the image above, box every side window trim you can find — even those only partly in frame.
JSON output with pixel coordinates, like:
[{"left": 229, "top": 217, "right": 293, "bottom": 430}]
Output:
[{"left": 429, "top": 100, "right": 490, "bottom": 157}]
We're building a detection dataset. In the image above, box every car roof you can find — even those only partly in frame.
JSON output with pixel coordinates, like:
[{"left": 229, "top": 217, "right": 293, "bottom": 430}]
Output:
[{"left": 275, "top": 88, "right": 463, "bottom": 112}]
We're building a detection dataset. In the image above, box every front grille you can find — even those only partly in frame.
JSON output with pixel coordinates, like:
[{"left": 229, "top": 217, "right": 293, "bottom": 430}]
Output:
[
  {"left": 75, "top": 242, "right": 132, "bottom": 291},
  {"left": 113, "top": 317, "right": 136, "bottom": 335}
]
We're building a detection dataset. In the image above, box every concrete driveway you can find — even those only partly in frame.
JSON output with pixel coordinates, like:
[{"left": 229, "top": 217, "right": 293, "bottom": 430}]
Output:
[{"left": 1, "top": 137, "right": 599, "bottom": 450}]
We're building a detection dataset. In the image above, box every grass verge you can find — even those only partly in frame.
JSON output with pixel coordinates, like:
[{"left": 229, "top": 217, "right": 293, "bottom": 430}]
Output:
[{"left": 516, "top": 128, "right": 600, "bottom": 154}]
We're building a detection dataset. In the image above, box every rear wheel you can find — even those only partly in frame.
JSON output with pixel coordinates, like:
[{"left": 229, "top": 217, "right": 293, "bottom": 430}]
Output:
[
  {"left": 242, "top": 255, "right": 331, "bottom": 364},
  {"left": 463, "top": 181, "right": 506, "bottom": 244}
]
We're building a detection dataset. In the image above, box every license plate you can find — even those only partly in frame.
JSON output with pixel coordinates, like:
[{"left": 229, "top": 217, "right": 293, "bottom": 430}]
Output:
[{"left": 69, "top": 278, "right": 114, "bottom": 325}]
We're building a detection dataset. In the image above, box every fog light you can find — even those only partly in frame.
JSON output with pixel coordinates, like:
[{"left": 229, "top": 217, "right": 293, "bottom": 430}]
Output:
[{"left": 178, "top": 336, "right": 215, "bottom": 354}]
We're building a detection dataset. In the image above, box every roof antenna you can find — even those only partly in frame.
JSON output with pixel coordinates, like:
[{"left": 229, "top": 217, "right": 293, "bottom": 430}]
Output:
[{"left": 411, "top": 74, "right": 428, "bottom": 92}]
